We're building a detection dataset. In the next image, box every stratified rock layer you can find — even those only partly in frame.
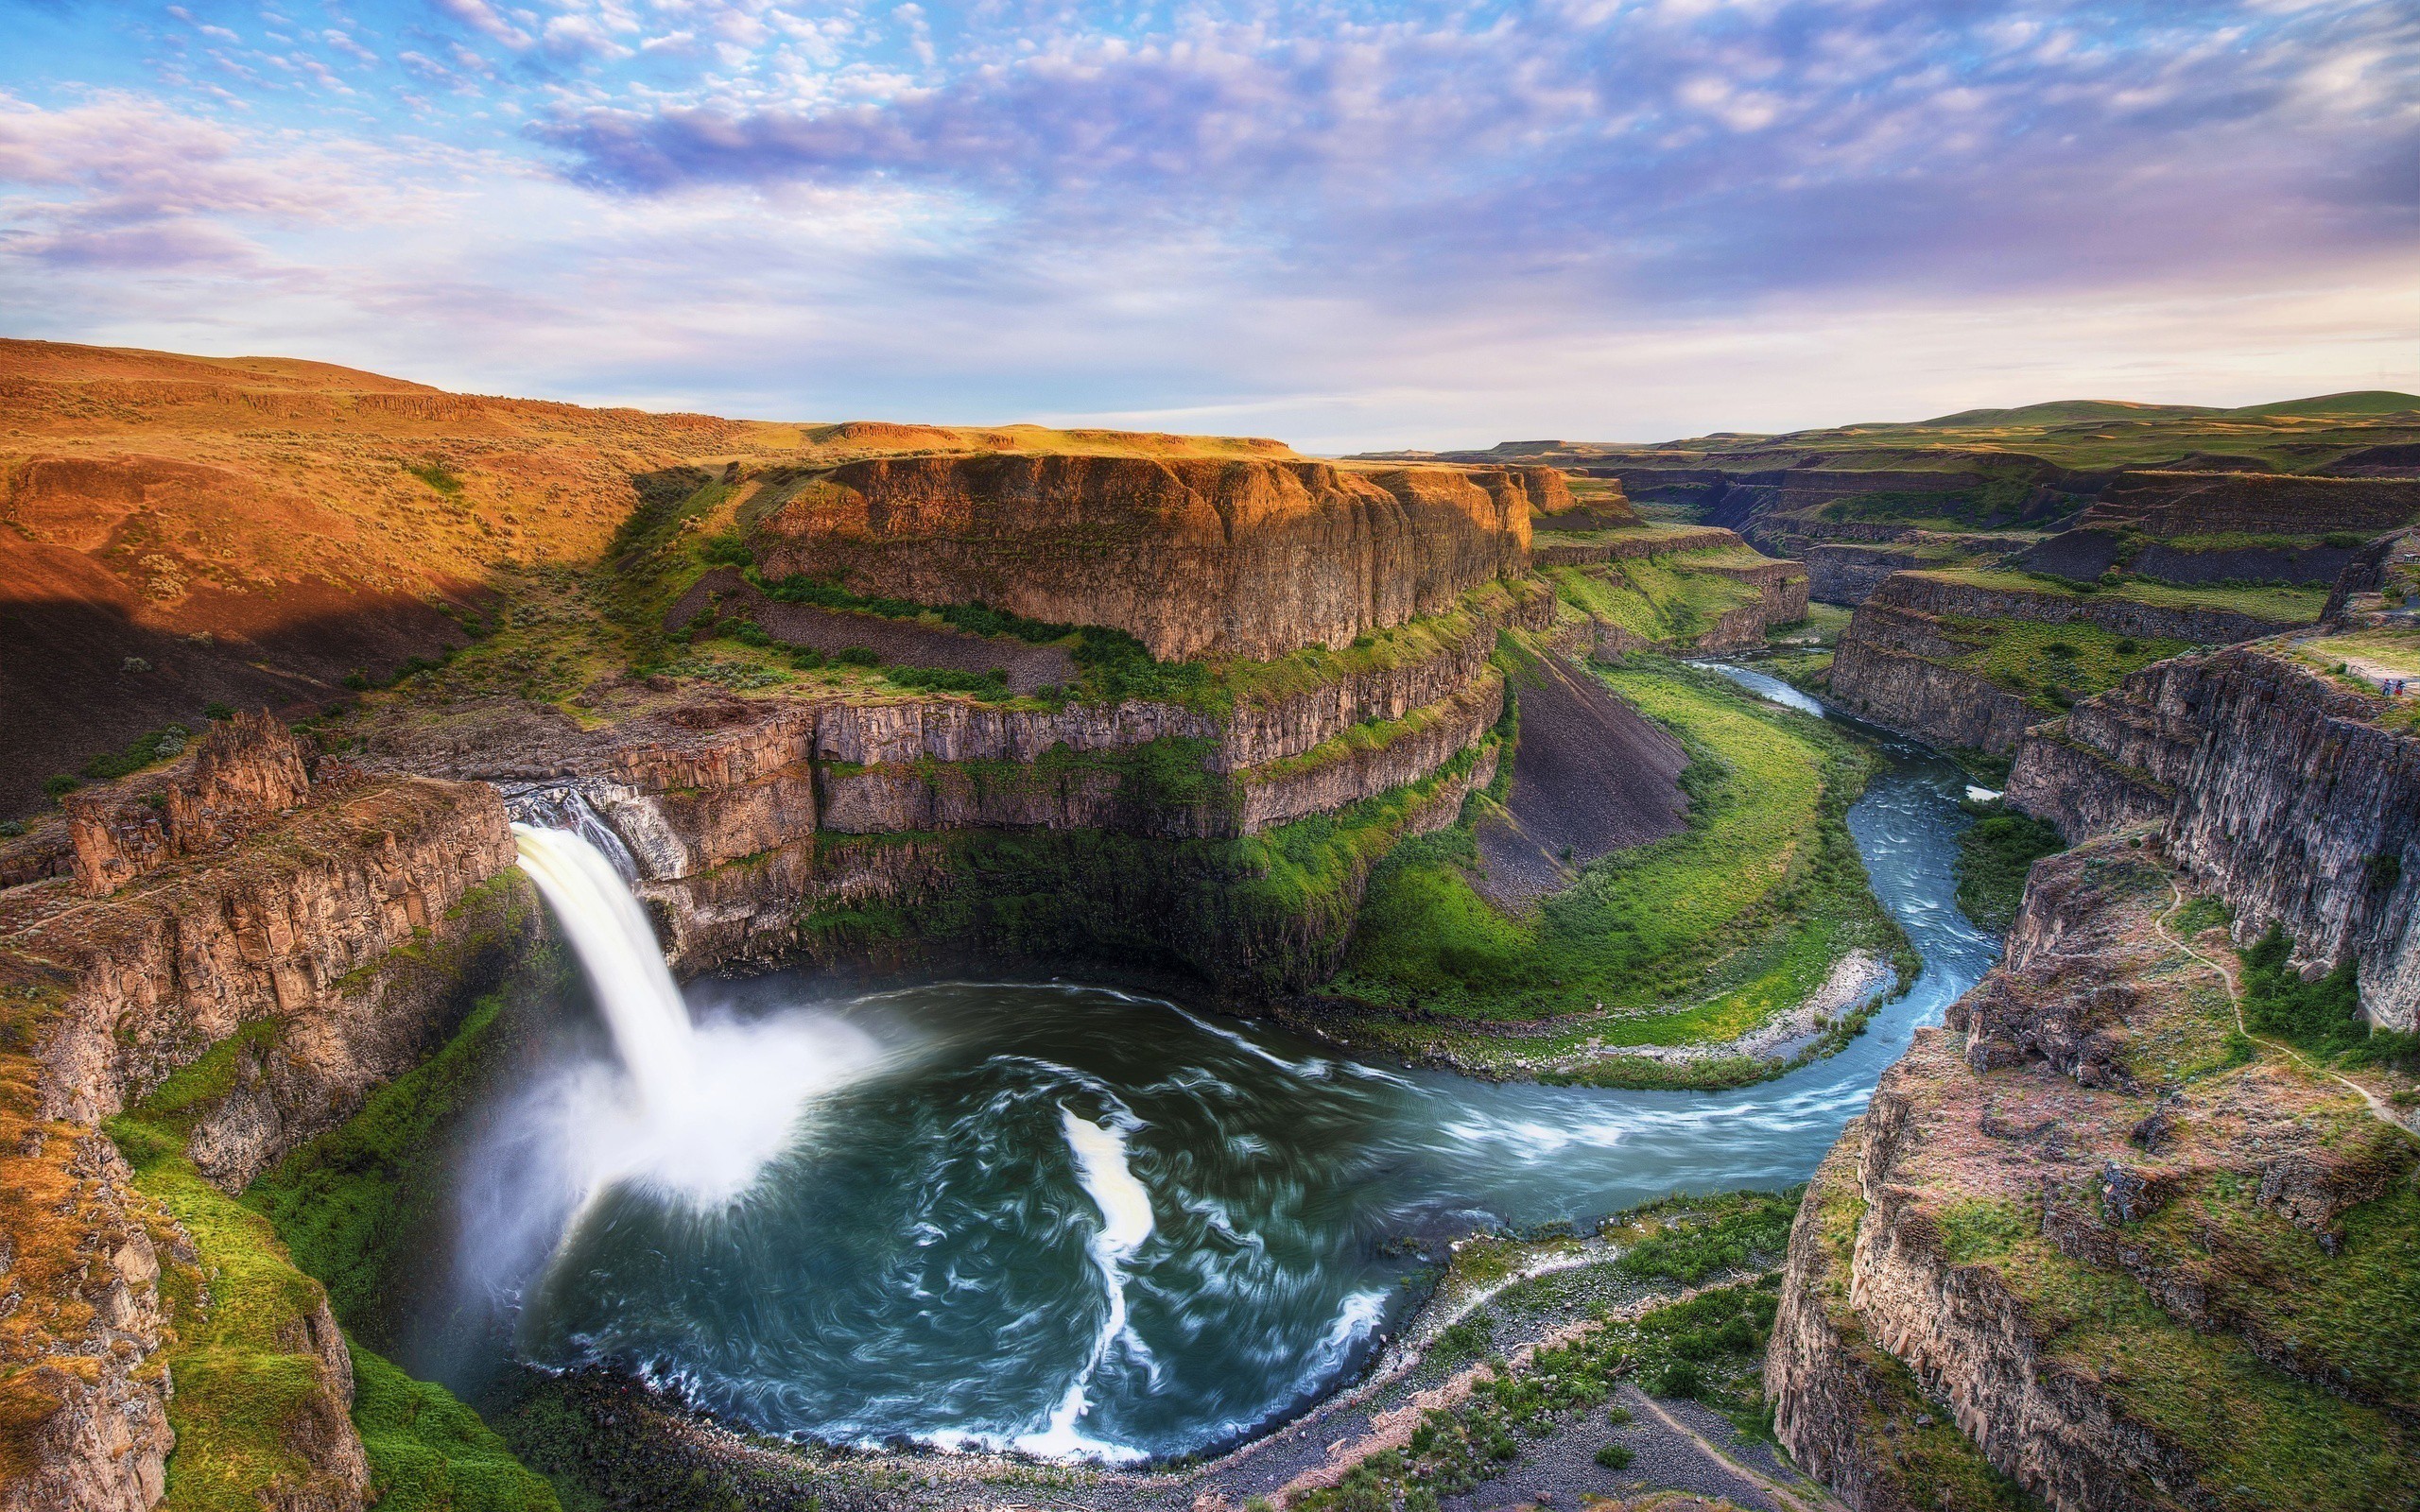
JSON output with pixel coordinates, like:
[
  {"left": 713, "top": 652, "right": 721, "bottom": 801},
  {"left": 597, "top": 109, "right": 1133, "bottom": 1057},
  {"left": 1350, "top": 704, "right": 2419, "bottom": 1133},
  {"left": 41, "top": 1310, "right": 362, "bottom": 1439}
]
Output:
[
  {"left": 751, "top": 455, "right": 1536, "bottom": 660},
  {"left": 0, "top": 717, "right": 525, "bottom": 1512},
  {"left": 1827, "top": 573, "right": 2300, "bottom": 754}
]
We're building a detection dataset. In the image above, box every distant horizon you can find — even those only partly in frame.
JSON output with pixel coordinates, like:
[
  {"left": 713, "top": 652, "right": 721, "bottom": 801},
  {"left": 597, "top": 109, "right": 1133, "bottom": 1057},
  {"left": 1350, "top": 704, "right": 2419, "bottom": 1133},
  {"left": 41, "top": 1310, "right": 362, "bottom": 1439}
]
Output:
[{"left": 13, "top": 332, "right": 2414, "bottom": 459}]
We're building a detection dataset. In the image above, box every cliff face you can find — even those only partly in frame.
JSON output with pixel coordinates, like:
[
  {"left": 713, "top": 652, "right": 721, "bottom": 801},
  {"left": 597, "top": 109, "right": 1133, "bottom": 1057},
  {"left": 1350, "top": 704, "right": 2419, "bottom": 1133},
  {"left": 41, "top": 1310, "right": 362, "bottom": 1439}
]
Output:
[
  {"left": 2007, "top": 645, "right": 2420, "bottom": 1031},
  {"left": 62, "top": 712, "right": 313, "bottom": 895},
  {"left": 1770, "top": 839, "right": 2420, "bottom": 1512},
  {"left": 751, "top": 455, "right": 1532, "bottom": 661},
  {"left": 1825, "top": 572, "right": 2299, "bottom": 755},
  {"left": 1824, "top": 585, "right": 2041, "bottom": 752},
  {"left": 0, "top": 718, "right": 526, "bottom": 1511}
]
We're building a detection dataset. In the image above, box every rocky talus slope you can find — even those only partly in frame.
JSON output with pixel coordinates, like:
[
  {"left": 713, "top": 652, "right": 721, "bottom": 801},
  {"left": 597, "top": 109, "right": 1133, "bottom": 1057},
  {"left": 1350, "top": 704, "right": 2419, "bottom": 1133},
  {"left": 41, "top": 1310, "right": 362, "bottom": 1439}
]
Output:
[
  {"left": 1769, "top": 837, "right": 2418, "bottom": 1512},
  {"left": 0, "top": 715, "right": 527, "bottom": 1512},
  {"left": 2007, "top": 644, "right": 2420, "bottom": 1031},
  {"left": 750, "top": 454, "right": 1544, "bottom": 660},
  {"left": 1826, "top": 573, "right": 2302, "bottom": 755}
]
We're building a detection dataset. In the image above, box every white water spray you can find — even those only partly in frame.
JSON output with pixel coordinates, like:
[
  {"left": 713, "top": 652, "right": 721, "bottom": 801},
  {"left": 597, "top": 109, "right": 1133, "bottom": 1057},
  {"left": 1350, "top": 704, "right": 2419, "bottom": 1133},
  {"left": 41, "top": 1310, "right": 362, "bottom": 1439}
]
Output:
[{"left": 512, "top": 822, "right": 698, "bottom": 1113}]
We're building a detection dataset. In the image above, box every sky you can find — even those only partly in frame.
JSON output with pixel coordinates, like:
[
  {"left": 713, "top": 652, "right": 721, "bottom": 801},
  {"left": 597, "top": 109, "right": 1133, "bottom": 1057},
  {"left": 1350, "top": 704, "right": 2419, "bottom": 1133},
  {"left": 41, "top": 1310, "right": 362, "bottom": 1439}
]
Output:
[{"left": 0, "top": 0, "right": 2414, "bottom": 451}]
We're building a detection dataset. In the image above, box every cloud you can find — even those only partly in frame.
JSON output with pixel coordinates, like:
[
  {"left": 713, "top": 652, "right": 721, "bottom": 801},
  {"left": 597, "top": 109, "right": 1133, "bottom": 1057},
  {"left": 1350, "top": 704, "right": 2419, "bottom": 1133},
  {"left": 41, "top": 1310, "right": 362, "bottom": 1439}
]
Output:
[
  {"left": 434, "top": 0, "right": 533, "bottom": 51},
  {"left": 0, "top": 90, "right": 462, "bottom": 272},
  {"left": 0, "top": 0, "right": 2411, "bottom": 447},
  {"left": 522, "top": 0, "right": 2420, "bottom": 318}
]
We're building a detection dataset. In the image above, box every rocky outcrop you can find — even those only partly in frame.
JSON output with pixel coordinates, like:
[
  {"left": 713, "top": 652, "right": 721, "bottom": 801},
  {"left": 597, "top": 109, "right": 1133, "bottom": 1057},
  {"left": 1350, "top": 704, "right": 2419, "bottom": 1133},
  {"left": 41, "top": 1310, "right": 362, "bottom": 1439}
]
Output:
[
  {"left": 0, "top": 1130, "right": 174, "bottom": 1512},
  {"left": 1824, "top": 587, "right": 2042, "bottom": 752},
  {"left": 0, "top": 717, "right": 527, "bottom": 1511},
  {"left": 1771, "top": 839, "right": 2420, "bottom": 1512},
  {"left": 1801, "top": 539, "right": 2010, "bottom": 605},
  {"left": 2007, "top": 644, "right": 2420, "bottom": 1030},
  {"left": 751, "top": 455, "right": 1532, "bottom": 661},
  {"left": 62, "top": 712, "right": 312, "bottom": 895}
]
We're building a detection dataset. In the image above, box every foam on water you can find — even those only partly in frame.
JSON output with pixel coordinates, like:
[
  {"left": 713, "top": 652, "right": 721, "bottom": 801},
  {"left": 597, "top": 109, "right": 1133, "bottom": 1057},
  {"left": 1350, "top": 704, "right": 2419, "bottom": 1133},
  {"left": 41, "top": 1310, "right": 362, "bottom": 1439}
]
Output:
[{"left": 1018, "top": 1107, "right": 1157, "bottom": 1462}]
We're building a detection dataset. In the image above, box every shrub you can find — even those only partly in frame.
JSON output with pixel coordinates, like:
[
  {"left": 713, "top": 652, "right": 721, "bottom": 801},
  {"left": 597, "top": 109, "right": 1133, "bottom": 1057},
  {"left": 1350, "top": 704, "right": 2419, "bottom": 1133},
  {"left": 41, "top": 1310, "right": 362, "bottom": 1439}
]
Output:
[
  {"left": 2325, "top": 531, "right": 2367, "bottom": 549},
  {"left": 1594, "top": 1440, "right": 1635, "bottom": 1469},
  {"left": 343, "top": 670, "right": 371, "bottom": 691},
  {"left": 1651, "top": 1360, "right": 1703, "bottom": 1398},
  {"left": 835, "top": 645, "right": 881, "bottom": 666},
  {"left": 699, "top": 533, "right": 754, "bottom": 567},
  {"left": 405, "top": 459, "right": 462, "bottom": 494},
  {"left": 2240, "top": 924, "right": 2366, "bottom": 1057},
  {"left": 203, "top": 700, "right": 235, "bottom": 721},
  {"left": 0, "top": 820, "right": 23, "bottom": 838},
  {"left": 788, "top": 646, "right": 828, "bottom": 670}
]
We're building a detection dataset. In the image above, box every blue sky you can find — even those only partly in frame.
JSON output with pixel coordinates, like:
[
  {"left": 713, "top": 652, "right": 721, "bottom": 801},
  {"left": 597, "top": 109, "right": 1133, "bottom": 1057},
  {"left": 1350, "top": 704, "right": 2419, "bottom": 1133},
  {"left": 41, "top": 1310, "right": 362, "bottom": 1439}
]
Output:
[{"left": 1, "top": 0, "right": 2413, "bottom": 449}]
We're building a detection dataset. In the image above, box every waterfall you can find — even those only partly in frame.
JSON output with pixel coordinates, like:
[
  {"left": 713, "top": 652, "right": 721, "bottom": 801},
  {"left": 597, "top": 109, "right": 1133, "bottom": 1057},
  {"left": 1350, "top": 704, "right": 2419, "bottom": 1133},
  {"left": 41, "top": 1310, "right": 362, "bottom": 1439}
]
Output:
[
  {"left": 512, "top": 823, "right": 698, "bottom": 1113},
  {"left": 507, "top": 784, "right": 641, "bottom": 882}
]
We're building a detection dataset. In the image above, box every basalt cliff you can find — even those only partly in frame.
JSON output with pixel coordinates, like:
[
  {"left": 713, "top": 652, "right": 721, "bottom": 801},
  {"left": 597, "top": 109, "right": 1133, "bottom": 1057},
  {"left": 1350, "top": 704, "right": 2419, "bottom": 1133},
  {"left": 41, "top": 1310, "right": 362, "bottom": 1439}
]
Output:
[
  {"left": 749, "top": 454, "right": 1545, "bottom": 661},
  {"left": 1772, "top": 589, "right": 2420, "bottom": 1508},
  {"left": 2006, "top": 643, "right": 2420, "bottom": 1032},
  {"left": 1824, "top": 571, "right": 2313, "bottom": 756}
]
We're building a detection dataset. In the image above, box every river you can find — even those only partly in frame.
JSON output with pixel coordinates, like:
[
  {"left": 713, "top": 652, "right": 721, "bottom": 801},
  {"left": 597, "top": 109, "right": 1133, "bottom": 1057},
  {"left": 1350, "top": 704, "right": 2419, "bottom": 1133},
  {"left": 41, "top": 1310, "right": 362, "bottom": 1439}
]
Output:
[{"left": 428, "top": 663, "right": 1997, "bottom": 1465}]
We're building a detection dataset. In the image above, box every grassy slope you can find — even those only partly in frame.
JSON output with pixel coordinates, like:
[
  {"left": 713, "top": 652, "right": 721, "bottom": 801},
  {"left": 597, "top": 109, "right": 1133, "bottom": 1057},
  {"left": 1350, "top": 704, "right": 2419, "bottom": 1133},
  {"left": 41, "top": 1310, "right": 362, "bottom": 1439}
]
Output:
[
  {"left": 1937, "top": 618, "right": 2196, "bottom": 714},
  {"left": 1548, "top": 556, "right": 1763, "bottom": 645},
  {"left": 1327, "top": 659, "right": 1907, "bottom": 1083},
  {"left": 1951, "top": 809, "right": 2067, "bottom": 931},
  {"left": 108, "top": 1009, "right": 560, "bottom": 1512}
]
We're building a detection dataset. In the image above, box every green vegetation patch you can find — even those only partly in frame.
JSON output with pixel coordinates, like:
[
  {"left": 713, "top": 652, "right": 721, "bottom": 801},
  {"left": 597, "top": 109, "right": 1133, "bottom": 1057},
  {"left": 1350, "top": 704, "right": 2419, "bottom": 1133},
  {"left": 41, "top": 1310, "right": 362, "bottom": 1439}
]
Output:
[
  {"left": 110, "top": 1095, "right": 557, "bottom": 1512},
  {"left": 245, "top": 986, "right": 530, "bottom": 1330},
  {"left": 1919, "top": 568, "right": 2330, "bottom": 626},
  {"left": 1934, "top": 618, "right": 2193, "bottom": 713},
  {"left": 1985, "top": 1197, "right": 2419, "bottom": 1509},
  {"left": 1547, "top": 554, "right": 1761, "bottom": 646},
  {"left": 1953, "top": 809, "right": 2067, "bottom": 931},
  {"left": 2239, "top": 925, "right": 2420, "bottom": 1072},
  {"left": 349, "top": 1347, "right": 562, "bottom": 1512},
  {"left": 1329, "top": 659, "right": 1906, "bottom": 1068}
]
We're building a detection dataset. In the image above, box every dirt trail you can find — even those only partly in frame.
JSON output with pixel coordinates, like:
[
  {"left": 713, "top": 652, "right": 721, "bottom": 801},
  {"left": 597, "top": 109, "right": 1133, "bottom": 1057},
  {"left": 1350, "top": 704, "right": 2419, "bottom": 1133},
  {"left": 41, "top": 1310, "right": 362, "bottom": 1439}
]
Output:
[{"left": 2155, "top": 878, "right": 2415, "bottom": 1137}]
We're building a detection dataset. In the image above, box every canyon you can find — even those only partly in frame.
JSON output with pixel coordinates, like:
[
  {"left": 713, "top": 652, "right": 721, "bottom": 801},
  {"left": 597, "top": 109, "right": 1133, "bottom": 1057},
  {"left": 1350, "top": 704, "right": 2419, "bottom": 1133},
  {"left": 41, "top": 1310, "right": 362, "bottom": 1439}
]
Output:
[{"left": 6, "top": 349, "right": 2415, "bottom": 1512}]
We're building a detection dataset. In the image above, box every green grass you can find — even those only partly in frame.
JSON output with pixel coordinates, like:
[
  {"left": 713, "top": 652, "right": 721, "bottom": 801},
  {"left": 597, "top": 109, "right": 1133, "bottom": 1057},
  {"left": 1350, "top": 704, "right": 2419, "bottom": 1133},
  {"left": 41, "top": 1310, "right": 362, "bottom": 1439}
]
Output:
[
  {"left": 244, "top": 987, "right": 530, "bottom": 1329},
  {"left": 1935, "top": 618, "right": 2194, "bottom": 713},
  {"left": 1547, "top": 554, "right": 1761, "bottom": 645},
  {"left": 1329, "top": 659, "right": 1905, "bottom": 1054},
  {"left": 1981, "top": 1196, "right": 2419, "bottom": 1509},
  {"left": 1919, "top": 568, "right": 2331, "bottom": 626},
  {"left": 1612, "top": 1190, "right": 1798, "bottom": 1284},
  {"left": 2238, "top": 926, "right": 2420, "bottom": 1072},
  {"left": 350, "top": 1348, "right": 561, "bottom": 1512},
  {"left": 793, "top": 740, "right": 1498, "bottom": 995},
  {"left": 107, "top": 1106, "right": 556, "bottom": 1512},
  {"left": 1953, "top": 810, "right": 2067, "bottom": 930}
]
